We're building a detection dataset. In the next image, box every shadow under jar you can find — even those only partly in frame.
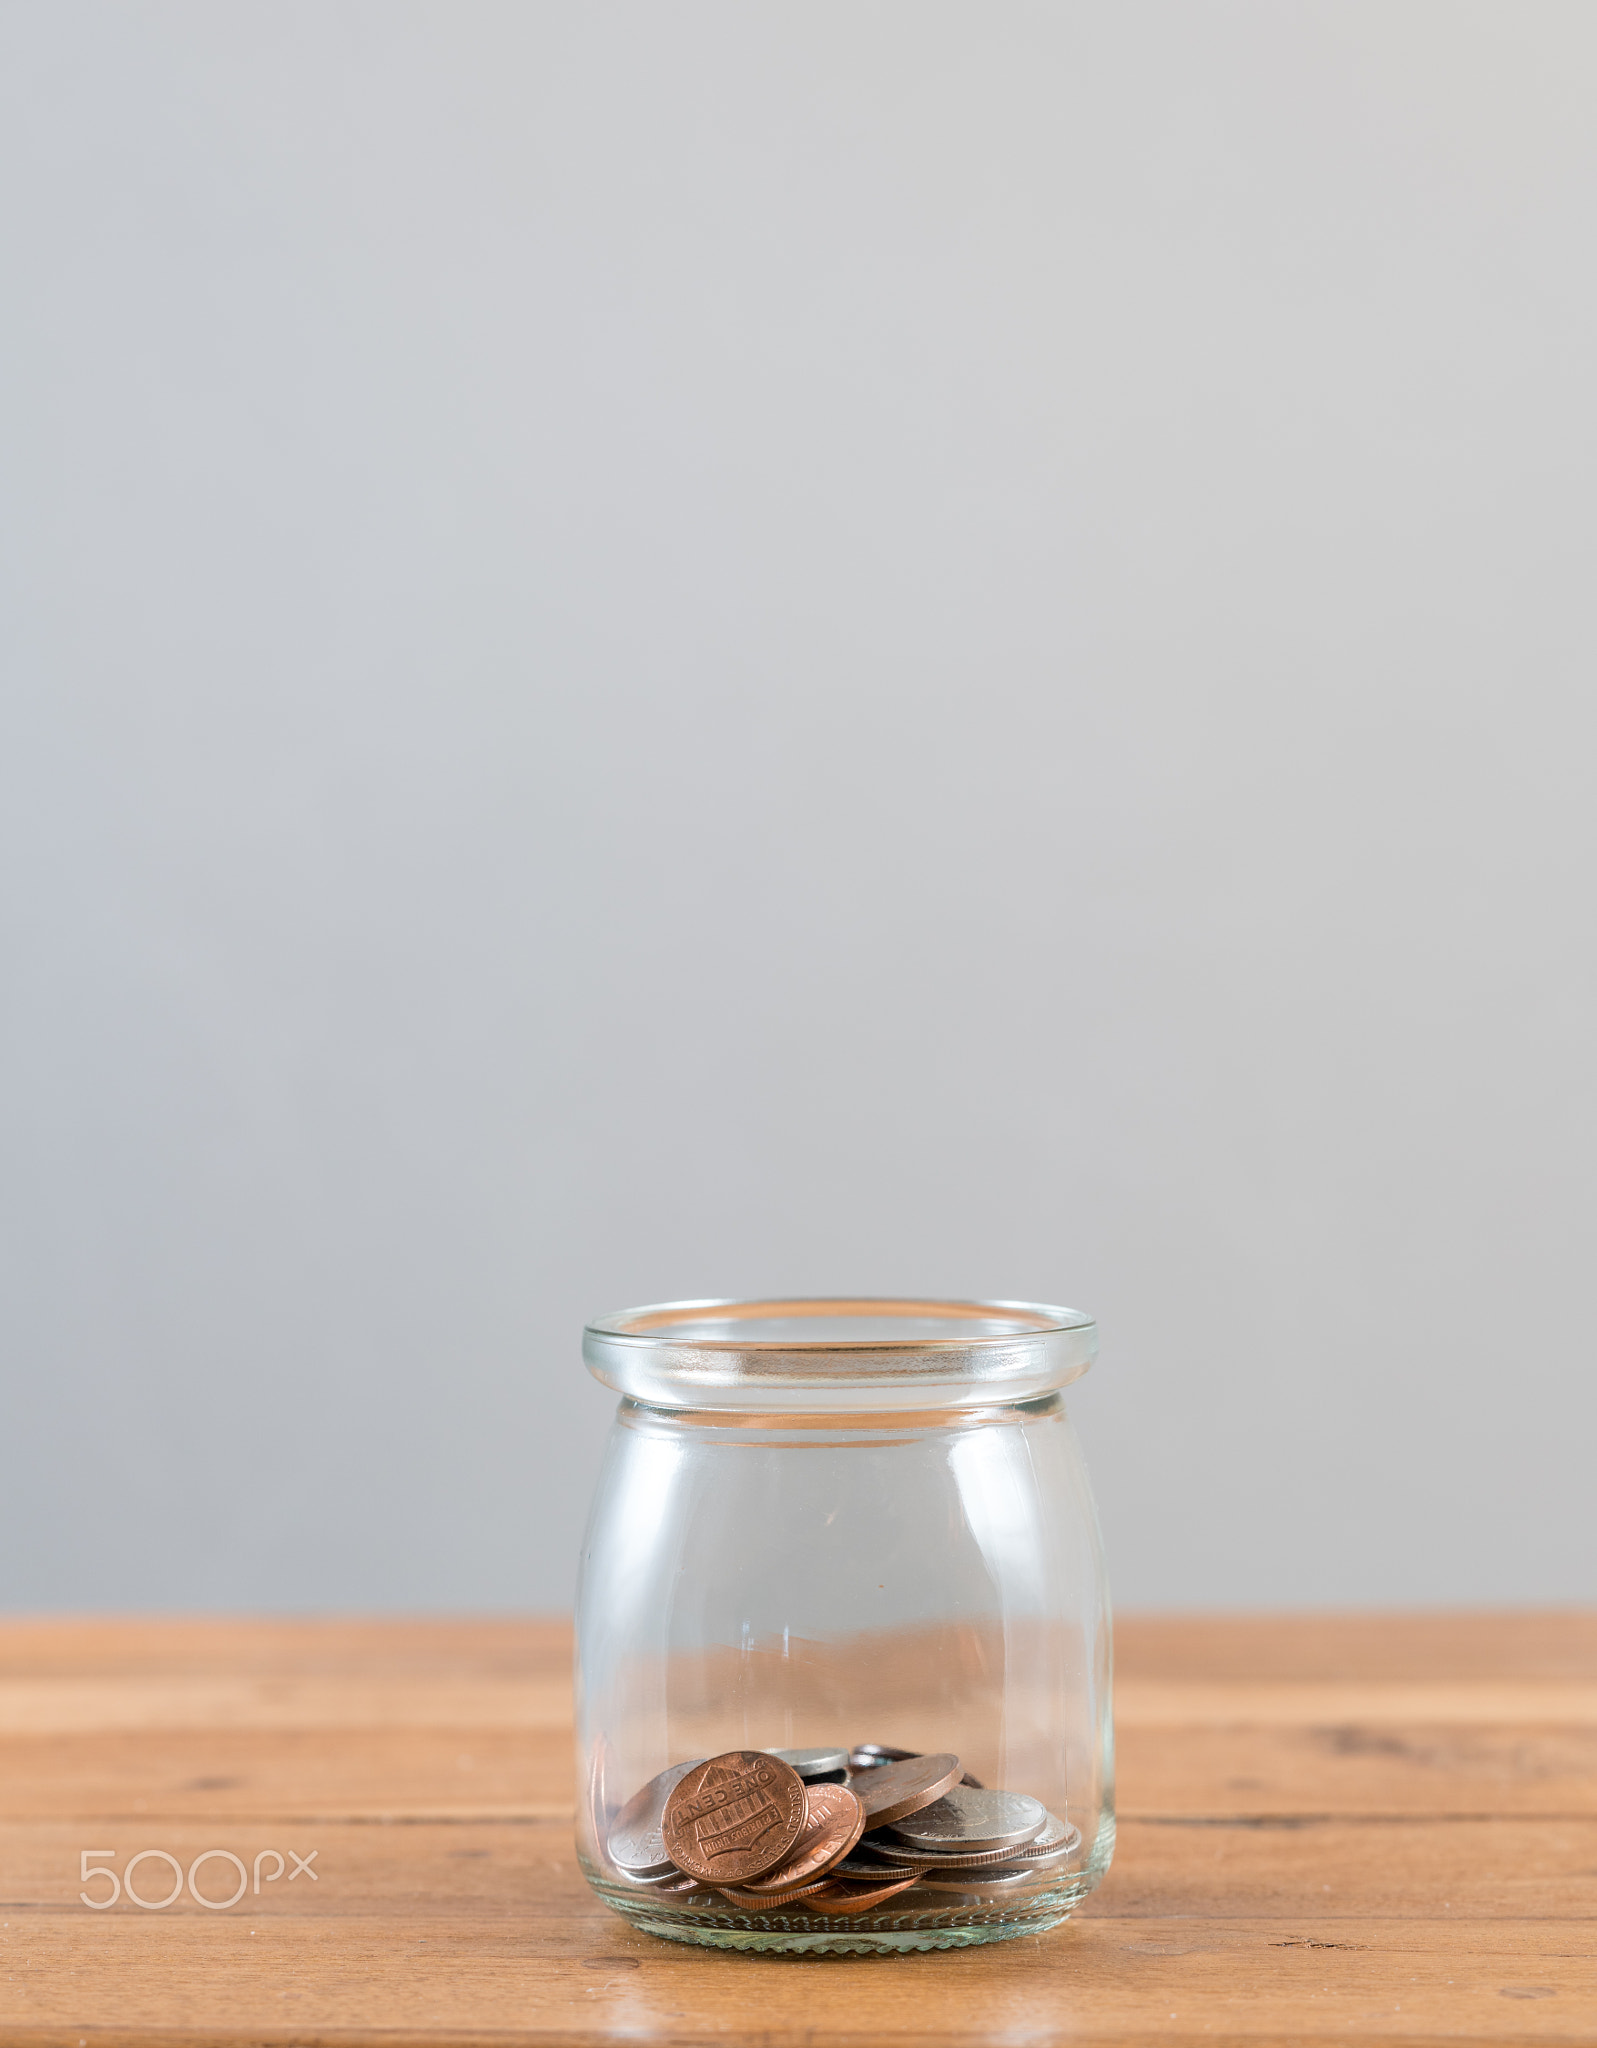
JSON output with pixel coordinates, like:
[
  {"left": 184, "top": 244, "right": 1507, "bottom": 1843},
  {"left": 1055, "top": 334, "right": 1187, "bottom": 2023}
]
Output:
[{"left": 574, "top": 1298, "right": 1114, "bottom": 1955}]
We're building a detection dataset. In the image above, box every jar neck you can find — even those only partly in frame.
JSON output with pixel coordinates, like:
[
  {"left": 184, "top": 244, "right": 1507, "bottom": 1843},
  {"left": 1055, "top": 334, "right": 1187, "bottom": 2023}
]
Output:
[{"left": 615, "top": 1391, "right": 1065, "bottom": 1442}]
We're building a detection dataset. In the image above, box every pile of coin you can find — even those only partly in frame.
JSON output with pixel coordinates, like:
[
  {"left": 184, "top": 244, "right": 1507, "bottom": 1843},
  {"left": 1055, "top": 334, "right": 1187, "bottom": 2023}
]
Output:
[{"left": 606, "top": 1743, "right": 1078, "bottom": 1915}]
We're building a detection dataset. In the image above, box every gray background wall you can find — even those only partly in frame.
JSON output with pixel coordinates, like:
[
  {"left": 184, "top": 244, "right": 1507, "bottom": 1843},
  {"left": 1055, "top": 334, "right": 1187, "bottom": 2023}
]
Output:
[{"left": 2, "top": 2, "right": 1593, "bottom": 1613}]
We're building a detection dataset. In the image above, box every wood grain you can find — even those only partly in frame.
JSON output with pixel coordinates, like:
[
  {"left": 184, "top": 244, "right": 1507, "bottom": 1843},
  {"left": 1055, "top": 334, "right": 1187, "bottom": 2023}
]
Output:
[{"left": 0, "top": 1613, "right": 1593, "bottom": 2045}]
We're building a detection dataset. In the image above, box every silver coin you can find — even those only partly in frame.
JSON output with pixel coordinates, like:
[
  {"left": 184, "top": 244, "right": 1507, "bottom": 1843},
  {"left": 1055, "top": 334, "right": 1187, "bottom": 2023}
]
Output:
[
  {"left": 609, "top": 1844, "right": 678, "bottom": 1879},
  {"left": 623, "top": 1864, "right": 703, "bottom": 1890},
  {"left": 607, "top": 1758, "right": 700, "bottom": 1876},
  {"left": 886, "top": 1786, "right": 1046, "bottom": 1854},
  {"left": 996, "top": 1839, "right": 1075, "bottom": 1875},
  {"left": 1009, "top": 1813, "right": 1080, "bottom": 1861},
  {"left": 863, "top": 1832, "right": 1048, "bottom": 1871},
  {"left": 891, "top": 1836, "right": 1078, "bottom": 1880},
  {"left": 847, "top": 1744, "right": 914, "bottom": 1768},
  {"left": 768, "top": 1747, "right": 850, "bottom": 1779},
  {"left": 914, "top": 1866, "right": 1043, "bottom": 1894}
]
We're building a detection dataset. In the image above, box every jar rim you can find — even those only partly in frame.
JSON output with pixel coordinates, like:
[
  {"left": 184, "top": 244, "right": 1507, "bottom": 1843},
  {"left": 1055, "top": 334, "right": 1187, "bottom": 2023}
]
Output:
[{"left": 582, "top": 1297, "right": 1097, "bottom": 1411}]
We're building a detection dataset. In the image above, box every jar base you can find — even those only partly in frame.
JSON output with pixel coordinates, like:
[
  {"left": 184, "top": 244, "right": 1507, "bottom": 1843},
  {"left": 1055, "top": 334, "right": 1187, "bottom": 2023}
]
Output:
[
  {"left": 581, "top": 1852, "right": 1101, "bottom": 1956},
  {"left": 624, "top": 1906, "right": 1072, "bottom": 1955}
]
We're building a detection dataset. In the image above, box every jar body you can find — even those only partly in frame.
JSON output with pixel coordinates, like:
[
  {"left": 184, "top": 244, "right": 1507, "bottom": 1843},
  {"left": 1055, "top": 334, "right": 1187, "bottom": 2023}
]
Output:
[{"left": 575, "top": 1390, "right": 1113, "bottom": 1953}]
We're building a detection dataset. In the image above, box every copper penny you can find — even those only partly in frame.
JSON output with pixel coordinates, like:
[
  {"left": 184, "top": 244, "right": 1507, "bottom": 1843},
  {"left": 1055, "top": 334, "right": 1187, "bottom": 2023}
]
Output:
[
  {"left": 849, "top": 1743, "right": 984, "bottom": 1789},
  {"left": 716, "top": 1875, "right": 832, "bottom": 1908},
  {"left": 849, "top": 1751, "right": 961, "bottom": 1828},
  {"left": 661, "top": 1750, "right": 808, "bottom": 1883},
  {"left": 798, "top": 1873, "right": 921, "bottom": 1914},
  {"left": 730, "top": 1783, "right": 866, "bottom": 1897},
  {"left": 607, "top": 1759, "right": 701, "bottom": 1876}
]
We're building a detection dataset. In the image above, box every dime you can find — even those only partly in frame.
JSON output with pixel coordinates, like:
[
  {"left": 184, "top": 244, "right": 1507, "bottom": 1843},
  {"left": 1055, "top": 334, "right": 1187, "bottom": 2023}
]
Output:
[
  {"left": 661, "top": 1750, "right": 808, "bottom": 1884},
  {"left": 798, "top": 1873, "right": 921, "bottom": 1914},
  {"left": 833, "top": 1850, "right": 909, "bottom": 1879},
  {"left": 886, "top": 1786, "right": 1046, "bottom": 1853},
  {"left": 607, "top": 1759, "right": 702, "bottom": 1876},
  {"left": 849, "top": 1752, "right": 961, "bottom": 1828},
  {"left": 769, "top": 1746, "right": 850, "bottom": 1780},
  {"left": 847, "top": 1743, "right": 916, "bottom": 1768},
  {"left": 727, "top": 1783, "right": 866, "bottom": 1897}
]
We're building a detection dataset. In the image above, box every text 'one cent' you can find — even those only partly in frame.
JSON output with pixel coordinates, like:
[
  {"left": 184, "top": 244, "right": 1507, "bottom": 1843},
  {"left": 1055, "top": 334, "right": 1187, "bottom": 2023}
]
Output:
[{"left": 661, "top": 1751, "right": 808, "bottom": 1883}]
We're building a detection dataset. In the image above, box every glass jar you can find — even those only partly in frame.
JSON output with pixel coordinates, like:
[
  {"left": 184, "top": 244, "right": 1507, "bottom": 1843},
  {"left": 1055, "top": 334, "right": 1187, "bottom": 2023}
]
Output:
[{"left": 574, "top": 1297, "right": 1112, "bottom": 1955}]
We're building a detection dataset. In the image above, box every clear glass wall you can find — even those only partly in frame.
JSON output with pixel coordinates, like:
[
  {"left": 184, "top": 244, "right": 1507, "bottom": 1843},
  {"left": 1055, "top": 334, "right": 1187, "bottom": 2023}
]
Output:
[{"left": 574, "top": 1300, "right": 1112, "bottom": 1955}]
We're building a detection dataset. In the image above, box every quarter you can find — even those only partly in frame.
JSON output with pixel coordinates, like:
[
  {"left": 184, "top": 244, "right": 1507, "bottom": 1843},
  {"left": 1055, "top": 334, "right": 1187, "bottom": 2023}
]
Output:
[
  {"left": 865, "top": 1832, "right": 1050, "bottom": 1871},
  {"left": 885, "top": 1785, "right": 1046, "bottom": 1853},
  {"left": 607, "top": 1759, "right": 702, "bottom": 1876}
]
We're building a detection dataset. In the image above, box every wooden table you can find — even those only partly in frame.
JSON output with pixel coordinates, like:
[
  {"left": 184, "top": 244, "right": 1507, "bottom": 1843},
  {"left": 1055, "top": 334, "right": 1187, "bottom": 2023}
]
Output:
[{"left": 1, "top": 1613, "right": 1593, "bottom": 2044}]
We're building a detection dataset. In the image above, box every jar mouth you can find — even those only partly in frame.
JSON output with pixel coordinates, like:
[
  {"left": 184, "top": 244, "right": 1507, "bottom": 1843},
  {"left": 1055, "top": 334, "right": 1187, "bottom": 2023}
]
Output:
[{"left": 582, "top": 1297, "right": 1096, "bottom": 1412}]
